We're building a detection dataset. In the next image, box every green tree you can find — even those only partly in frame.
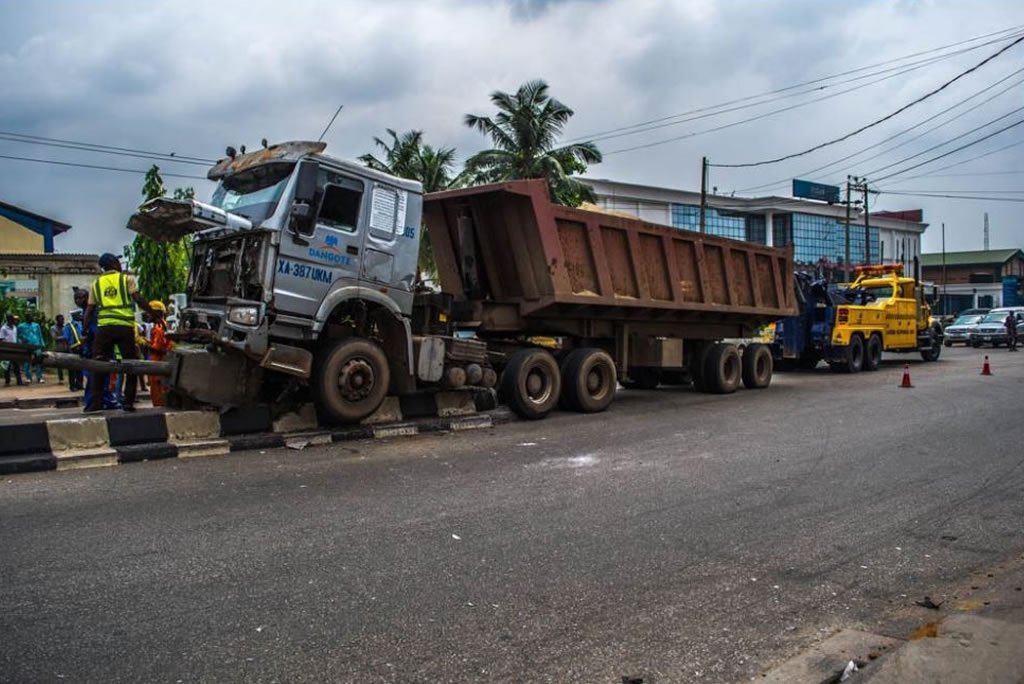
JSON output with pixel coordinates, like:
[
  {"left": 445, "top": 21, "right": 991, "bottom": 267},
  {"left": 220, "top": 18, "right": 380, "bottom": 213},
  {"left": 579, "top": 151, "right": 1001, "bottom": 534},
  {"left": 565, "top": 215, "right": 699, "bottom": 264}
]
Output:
[
  {"left": 124, "top": 165, "right": 193, "bottom": 302},
  {"left": 359, "top": 129, "right": 461, "bottom": 283},
  {"left": 463, "top": 79, "right": 602, "bottom": 206}
]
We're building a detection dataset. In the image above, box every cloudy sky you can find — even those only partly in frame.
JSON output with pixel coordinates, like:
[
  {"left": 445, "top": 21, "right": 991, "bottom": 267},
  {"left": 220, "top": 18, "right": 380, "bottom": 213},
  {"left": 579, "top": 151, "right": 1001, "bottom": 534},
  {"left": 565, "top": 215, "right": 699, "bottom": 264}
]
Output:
[{"left": 2, "top": 0, "right": 1023, "bottom": 255}]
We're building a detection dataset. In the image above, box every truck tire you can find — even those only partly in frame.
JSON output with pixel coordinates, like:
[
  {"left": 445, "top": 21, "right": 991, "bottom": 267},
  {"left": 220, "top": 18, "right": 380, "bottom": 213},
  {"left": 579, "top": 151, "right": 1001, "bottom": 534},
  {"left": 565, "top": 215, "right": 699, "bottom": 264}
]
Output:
[
  {"left": 703, "top": 343, "right": 742, "bottom": 394},
  {"left": 865, "top": 333, "right": 883, "bottom": 371},
  {"left": 741, "top": 343, "right": 773, "bottom": 389},
  {"left": 920, "top": 325, "right": 943, "bottom": 362},
  {"left": 500, "top": 348, "right": 561, "bottom": 420},
  {"left": 313, "top": 337, "right": 390, "bottom": 424},
  {"left": 621, "top": 367, "right": 660, "bottom": 390},
  {"left": 844, "top": 335, "right": 865, "bottom": 373},
  {"left": 560, "top": 348, "right": 616, "bottom": 413}
]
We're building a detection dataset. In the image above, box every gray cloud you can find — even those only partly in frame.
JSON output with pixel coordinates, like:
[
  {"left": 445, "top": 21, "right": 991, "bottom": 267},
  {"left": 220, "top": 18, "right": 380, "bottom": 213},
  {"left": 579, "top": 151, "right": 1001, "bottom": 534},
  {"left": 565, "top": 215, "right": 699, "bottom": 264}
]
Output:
[{"left": 1, "top": 0, "right": 1023, "bottom": 256}]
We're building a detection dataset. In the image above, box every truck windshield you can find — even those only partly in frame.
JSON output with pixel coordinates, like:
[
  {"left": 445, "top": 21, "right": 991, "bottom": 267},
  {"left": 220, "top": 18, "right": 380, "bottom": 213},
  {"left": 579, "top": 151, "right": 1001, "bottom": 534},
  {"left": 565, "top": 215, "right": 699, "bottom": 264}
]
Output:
[
  {"left": 211, "top": 162, "right": 294, "bottom": 223},
  {"left": 858, "top": 286, "right": 893, "bottom": 301}
]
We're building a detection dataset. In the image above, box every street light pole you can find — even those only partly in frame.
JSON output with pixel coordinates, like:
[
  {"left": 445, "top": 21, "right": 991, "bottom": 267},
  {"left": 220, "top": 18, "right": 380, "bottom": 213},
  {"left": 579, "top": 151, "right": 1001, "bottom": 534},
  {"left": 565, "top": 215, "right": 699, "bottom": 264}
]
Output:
[
  {"left": 844, "top": 177, "right": 851, "bottom": 283},
  {"left": 699, "top": 156, "right": 708, "bottom": 234}
]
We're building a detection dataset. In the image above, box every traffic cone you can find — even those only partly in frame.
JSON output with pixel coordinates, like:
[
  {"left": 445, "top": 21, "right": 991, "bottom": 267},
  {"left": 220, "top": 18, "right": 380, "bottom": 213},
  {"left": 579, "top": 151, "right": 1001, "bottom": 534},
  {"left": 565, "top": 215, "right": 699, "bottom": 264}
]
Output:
[
  {"left": 899, "top": 363, "right": 914, "bottom": 388},
  {"left": 981, "top": 355, "right": 993, "bottom": 376}
]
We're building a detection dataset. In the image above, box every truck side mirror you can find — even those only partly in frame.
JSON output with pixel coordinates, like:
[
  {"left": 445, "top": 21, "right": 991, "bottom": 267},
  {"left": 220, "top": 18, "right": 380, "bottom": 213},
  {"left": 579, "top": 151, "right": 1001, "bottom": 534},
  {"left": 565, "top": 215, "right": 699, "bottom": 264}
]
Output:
[{"left": 289, "top": 161, "right": 319, "bottom": 240}]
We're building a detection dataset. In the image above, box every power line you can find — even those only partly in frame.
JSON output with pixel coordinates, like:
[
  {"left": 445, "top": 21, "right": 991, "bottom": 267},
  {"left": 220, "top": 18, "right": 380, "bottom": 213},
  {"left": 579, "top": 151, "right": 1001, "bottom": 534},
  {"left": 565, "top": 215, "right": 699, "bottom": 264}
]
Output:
[
  {"left": 568, "top": 24, "right": 1024, "bottom": 144},
  {"left": 0, "top": 133, "right": 211, "bottom": 166},
  {"left": 711, "top": 33, "right": 1024, "bottom": 168},
  {"left": 881, "top": 190, "right": 1024, "bottom": 202},
  {"left": 0, "top": 129, "right": 214, "bottom": 163},
  {"left": 737, "top": 65, "right": 1024, "bottom": 193},
  {"left": 603, "top": 56, "right": 958, "bottom": 156},
  {"left": 585, "top": 39, "right": 1017, "bottom": 146},
  {"left": 863, "top": 102, "right": 1024, "bottom": 177},
  {"left": 874, "top": 138, "right": 1024, "bottom": 182},
  {"left": 0, "top": 153, "right": 208, "bottom": 180},
  {"left": 873, "top": 117, "right": 1024, "bottom": 182}
]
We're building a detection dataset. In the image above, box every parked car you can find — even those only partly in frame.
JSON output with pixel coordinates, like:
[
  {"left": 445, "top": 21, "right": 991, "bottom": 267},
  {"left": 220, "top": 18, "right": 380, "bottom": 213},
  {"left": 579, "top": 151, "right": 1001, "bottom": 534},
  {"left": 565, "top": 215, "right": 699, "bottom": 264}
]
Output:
[
  {"left": 969, "top": 307, "right": 1024, "bottom": 347},
  {"left": 943, "top": 313, "right": 986, "bottom": 347}
]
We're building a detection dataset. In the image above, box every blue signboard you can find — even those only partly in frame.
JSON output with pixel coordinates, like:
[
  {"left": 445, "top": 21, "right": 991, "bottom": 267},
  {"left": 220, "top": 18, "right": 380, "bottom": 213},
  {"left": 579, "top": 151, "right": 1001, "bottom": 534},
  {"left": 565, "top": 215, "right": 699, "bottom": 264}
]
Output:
[{"left": 792, "top": 179, "right": 840, "bottom": 204}]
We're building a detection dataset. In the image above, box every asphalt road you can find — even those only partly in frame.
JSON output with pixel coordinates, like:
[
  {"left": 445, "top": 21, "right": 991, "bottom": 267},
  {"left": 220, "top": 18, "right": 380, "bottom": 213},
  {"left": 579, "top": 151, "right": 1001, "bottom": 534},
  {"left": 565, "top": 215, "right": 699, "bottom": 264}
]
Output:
[{"left": 2, "top": 346, "right": 1023, "bottom": 683}]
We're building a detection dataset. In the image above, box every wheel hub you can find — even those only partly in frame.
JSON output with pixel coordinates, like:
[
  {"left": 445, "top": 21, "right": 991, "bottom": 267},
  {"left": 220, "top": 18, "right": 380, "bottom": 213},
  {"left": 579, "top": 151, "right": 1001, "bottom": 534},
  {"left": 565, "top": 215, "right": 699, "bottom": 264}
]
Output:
[
  {"left": 338, "top": 358, "right": 375, "bottom": 402},
  {"left": 586, "top": 369, "right": 602, "bottom": 393}
]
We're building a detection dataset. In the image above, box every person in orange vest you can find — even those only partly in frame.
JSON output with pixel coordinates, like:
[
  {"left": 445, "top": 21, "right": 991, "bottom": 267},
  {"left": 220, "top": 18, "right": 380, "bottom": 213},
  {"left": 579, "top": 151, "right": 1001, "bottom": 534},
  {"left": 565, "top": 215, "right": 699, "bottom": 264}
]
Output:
[{"left": 146, "top": 300, "right": 174, "bottom": 407}]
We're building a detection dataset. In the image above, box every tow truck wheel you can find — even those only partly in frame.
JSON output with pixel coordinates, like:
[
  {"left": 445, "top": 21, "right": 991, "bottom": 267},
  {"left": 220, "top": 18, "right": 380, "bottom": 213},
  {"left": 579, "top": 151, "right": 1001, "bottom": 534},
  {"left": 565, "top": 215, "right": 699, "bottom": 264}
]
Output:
[
  {"left": 314, "top": 337, "right": 390, "bottom": 424},
  {"left": 741, "top": 343, "right": 773, "bottom": 389},
  {"left": 703, "top": 343, "right": 742, "bottom": 394},
  {"left": 500, "top": 348, "right": 561, "bottom": 420},
  {"left": 560, "top": 348, "right": 616, "bottom": 413},
  {"left": 845, "top": 335, "right": 865, "bottom": 373},
  {"left": 920, "top": 325, "right": 943, "bottom": 362},
  {"left": 865, "top": 334, "right": 883, "bottom": 371}
]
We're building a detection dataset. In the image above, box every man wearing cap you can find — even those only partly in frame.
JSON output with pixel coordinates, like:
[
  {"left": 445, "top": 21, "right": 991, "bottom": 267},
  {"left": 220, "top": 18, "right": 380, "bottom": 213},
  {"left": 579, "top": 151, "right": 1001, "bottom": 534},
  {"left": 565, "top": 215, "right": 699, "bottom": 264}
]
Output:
[{"left": 83, "top": 253, "right": 155, "bottom": 412}]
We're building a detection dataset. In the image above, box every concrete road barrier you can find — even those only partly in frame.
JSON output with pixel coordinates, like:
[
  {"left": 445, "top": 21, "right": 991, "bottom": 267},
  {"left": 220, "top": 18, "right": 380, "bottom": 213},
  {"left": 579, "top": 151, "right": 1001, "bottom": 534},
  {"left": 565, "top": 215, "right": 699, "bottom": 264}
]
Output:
[{"left": 0, "top": 393, "right": 508, "bottom": 476}]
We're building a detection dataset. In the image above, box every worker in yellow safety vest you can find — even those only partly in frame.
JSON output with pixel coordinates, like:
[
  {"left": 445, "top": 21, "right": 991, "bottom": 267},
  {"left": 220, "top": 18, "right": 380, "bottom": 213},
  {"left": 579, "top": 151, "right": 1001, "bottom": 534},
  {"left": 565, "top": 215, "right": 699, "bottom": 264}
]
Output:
[{"left": 82, "top": 253, "right": 156, "bottom": 413}]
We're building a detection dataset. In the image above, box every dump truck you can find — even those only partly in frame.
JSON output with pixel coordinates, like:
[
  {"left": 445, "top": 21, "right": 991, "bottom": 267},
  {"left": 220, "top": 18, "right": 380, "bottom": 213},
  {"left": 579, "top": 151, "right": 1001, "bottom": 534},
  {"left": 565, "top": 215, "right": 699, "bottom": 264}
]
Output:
[
  {"left": 422, "top": 180, "right": 795, "bottom": 416},
  {"left": 0, "top": 141, "right": 796, "bottom": 422},
  {"left": 773, "top": 261, "right": 944, "bottom": 372}
]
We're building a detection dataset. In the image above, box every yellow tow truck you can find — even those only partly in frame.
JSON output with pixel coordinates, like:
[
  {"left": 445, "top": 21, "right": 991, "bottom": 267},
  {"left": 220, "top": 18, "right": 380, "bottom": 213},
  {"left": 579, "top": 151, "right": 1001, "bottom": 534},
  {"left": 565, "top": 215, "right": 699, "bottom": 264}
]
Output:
[
  {"left": 773, "top": 262, "right": 944, "bottom": 373},
  {"left": 828, "top": 263, "right": 944, "bottom": 371}
]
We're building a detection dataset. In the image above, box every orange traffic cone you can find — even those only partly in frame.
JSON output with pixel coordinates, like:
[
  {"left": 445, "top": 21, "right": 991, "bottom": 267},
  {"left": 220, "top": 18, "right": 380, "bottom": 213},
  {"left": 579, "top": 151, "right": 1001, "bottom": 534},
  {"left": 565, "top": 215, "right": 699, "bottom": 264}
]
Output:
[
  {"left": 899, "top": 363, "right": 914, "bottom": 388},
  {"left": 981, "top": 355, "right": 993, "bottom": 376}
]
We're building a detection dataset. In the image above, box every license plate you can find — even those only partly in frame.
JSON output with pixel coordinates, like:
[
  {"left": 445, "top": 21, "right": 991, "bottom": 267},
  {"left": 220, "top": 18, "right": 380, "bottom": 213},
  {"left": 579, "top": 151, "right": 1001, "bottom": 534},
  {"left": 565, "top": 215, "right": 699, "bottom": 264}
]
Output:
[{"left": 983, "top": 336, "right": 991, "bottom": 341}]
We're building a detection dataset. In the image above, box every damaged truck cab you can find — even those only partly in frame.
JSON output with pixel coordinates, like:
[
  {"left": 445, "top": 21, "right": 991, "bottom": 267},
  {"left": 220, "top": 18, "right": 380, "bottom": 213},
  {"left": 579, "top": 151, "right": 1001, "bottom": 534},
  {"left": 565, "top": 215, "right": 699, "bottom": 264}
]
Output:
[{"left": 128, "top": 141, "right": 494, "bottom": 422}]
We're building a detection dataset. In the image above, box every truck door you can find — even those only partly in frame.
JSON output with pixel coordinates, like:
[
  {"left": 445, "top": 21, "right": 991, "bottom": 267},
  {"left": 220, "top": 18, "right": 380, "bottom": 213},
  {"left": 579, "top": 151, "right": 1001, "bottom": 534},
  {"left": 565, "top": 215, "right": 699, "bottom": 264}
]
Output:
[
  {"left": 274, "top": 170, "right": 366, "bottom": 320},
  {"left": 360, "top": 182, "right": 417, "bottom": 313}
]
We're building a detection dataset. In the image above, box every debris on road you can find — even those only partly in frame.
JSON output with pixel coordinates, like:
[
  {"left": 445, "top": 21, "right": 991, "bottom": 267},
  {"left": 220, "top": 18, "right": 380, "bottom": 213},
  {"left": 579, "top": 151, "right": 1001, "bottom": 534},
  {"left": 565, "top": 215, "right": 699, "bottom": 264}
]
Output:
[
  {"left": 451, "top": 533, "right": 461, "bottom": 540},
  {"left": 915, "top": 596, "right": 944, "bottom": 610},
  {"left": 839, "top": 660, "right": 859, "bottom": 681}
]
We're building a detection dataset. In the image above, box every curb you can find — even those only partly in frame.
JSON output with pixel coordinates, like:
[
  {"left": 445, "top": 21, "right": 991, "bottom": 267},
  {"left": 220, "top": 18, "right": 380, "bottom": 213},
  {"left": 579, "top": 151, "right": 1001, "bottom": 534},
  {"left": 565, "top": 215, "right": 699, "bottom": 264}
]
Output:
[
  {"left": 0, "top": 392, "right": 152, "bottom": 411},
  {"left": 0, "top": 394, "right": 511, "bottom": 476}
]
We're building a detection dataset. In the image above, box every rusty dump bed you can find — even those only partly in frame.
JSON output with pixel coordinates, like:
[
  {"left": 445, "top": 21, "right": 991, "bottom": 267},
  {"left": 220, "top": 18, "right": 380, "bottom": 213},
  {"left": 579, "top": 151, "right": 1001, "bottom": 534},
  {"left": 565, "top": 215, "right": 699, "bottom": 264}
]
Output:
[{"left": 423, "top": 180, "right": 796, "bottom": 335}]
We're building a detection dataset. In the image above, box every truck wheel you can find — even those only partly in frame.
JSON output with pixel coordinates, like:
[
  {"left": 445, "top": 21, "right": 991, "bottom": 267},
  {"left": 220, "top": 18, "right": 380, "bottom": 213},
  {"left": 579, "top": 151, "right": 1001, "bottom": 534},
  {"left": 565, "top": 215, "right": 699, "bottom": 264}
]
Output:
[
  {"left": 560, "top": 348, "right": 616, "bottom": 413},
  {"left": 314, "top": 337, "right": 390, "bottom": 424},
  {"left": 621, "top": 367, "right": 660, "bottom": 390},
  {"left": 500, "top": 348, "right": 561, "bottom": 420},
  {"left": 920, "top": 325, "right": 942, "bottom": 362},
  {"left": 703, "top": 343, "right": 742, "bottom": 394},
  {"left": 741, "top": 343, "right": 773, "bottom": 389},
  {"left": 845, "top": 335, "right": 865, "bottom": 373},
  {"left": 865, "top": 334, "right": 883, "bottom": 371}
]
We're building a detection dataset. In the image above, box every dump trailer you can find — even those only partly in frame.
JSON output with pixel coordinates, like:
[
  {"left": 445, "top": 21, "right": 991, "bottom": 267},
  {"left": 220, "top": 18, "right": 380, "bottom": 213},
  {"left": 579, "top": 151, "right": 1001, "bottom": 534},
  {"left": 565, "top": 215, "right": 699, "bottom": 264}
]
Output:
[
  {"left": 1, "top": 142, "right": 795, "bottom": 423},
  {"left": 773, "top": 261, "right": 944, "bottom": 373},
  {"left": 422, "top": 180, "right": 796, "bottom": 418}
]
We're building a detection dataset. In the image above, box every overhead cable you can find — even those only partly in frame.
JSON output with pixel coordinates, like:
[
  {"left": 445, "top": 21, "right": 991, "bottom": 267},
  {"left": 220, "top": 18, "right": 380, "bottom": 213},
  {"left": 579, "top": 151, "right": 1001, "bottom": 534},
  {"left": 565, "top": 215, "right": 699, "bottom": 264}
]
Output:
[{"left": 711, "top": 34, "right": 1024, "bottom": 168}]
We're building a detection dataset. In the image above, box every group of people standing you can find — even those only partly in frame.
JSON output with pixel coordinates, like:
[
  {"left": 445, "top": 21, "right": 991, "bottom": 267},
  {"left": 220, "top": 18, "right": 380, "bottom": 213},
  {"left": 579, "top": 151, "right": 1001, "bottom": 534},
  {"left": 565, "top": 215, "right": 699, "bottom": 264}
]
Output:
[
  {"left": 1, "top": 311, "right": 47, "bottom": 385},
  {"left": 2, "top": 253, "right": 174, "bottom": 410}
]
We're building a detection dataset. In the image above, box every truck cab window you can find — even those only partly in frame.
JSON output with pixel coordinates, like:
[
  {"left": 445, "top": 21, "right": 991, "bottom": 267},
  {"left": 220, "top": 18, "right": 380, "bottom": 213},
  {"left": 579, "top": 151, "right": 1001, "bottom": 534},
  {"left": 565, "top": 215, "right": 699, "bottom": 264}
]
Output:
[{"left": 313, "top": 183, "right": 363, "bottom": 234}]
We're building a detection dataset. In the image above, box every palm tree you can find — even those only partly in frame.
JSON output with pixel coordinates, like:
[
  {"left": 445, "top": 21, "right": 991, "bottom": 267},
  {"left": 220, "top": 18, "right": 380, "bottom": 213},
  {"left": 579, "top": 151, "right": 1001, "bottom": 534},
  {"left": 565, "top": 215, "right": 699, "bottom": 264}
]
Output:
[
  {"left": 358, "top": 129, "right": 458, "bottom": 193},
  {"left": 463, "top": 79, "right": 602, "bottom": 206},
  {"left": 360, "top": 130, "right": 461, "bottom": 283}
]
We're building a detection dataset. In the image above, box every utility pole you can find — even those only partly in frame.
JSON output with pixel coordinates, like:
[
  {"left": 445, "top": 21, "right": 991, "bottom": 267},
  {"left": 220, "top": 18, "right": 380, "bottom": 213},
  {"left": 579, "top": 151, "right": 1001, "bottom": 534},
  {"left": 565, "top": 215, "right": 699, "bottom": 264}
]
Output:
[
  {"left": 844, "top": 177, "right": 852, "bottom": 283},
  {"left": 862, "top": 177, "right": 871, "bottom": 265},
  {"left": 983, "top": 212, "right": 990, "bottom": 250},
  {"left": 941, "top": 222, "right": 947, "bottom": 316},
  {"left": 699, "top": 156, "right": 708, "bottom": 234}
]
